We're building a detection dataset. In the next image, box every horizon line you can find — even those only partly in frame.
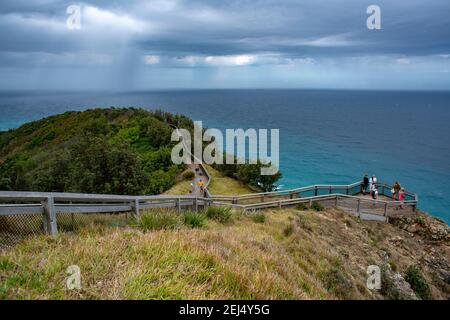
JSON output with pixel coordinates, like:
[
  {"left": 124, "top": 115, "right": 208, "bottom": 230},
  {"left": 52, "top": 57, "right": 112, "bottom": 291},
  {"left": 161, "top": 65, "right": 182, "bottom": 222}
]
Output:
[{"left": 1, "top": 88, "right": 450, "bottom": 94}]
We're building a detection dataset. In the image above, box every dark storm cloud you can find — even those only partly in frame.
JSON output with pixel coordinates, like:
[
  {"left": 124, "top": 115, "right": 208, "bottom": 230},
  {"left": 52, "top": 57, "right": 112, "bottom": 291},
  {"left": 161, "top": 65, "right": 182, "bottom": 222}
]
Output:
[
  {"left": 0, "top": 0, "right": 449, "bottom": 89},
  {"left": 1, "top": 0, "right": 449, "bottom": 57},
  {"left": 133, "top": 0, "right": 450, "bottom": 57}
]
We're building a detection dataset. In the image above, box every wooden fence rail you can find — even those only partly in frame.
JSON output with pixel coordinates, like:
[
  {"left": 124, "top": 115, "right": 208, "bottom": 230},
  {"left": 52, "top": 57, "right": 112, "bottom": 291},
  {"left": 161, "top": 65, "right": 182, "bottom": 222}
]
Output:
[
  {"left": 0, "top": 180, "right": 418, "bottom": 238},
  {"left": 0, "top": 192, "right": 214, "bottom": 236}
]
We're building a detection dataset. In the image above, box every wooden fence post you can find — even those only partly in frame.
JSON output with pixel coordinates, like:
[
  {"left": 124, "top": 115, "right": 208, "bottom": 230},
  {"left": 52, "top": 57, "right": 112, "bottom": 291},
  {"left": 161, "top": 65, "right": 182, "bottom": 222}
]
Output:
[
  {"left": 413, "top": 194, "right": 418, "bottom": 213},
  {"left": 194, "top": 198, "right": 198, "bottom": 212},
  {"left": 131, "top": 199, "right": 140, "bottom": 220},
  {"left": 42, "top": 196, "right": 57, "bottom": 235},
  {"left": 177, "top": 198, "right": 182, "bottom": 213},
  {"left": 335, "top": 195, "right": 338, "bottom": 207}
]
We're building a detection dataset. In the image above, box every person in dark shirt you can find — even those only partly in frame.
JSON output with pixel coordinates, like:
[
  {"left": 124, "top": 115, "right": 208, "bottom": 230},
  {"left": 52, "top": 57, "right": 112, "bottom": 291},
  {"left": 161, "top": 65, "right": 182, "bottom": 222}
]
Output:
[{"left": 362, "top": 174, "right": 369, "bottom": 195}]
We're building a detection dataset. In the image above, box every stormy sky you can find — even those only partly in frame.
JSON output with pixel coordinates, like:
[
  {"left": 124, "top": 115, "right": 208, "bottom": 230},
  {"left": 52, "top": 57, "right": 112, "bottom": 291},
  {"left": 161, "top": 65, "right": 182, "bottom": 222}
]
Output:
[{"left": 0, "top": 0, "right": 449, "bottom": 90}]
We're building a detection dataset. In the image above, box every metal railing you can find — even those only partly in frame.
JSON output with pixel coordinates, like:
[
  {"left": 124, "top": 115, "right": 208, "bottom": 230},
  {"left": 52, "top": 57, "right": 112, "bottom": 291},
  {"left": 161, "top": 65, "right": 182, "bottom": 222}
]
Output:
[
  {"left": 210, "top": 181, "right": 417, "bottom": 204},
  {"left": 0, "top": 177, "right": 418, "bottom": 249},
  {"left": 215, "top": 193, "right": 417, "bottom": 220}
]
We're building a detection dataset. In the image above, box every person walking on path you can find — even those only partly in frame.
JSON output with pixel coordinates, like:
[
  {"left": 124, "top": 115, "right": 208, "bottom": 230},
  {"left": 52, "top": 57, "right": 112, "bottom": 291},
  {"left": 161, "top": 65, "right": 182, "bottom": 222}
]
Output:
[
  {"left": 391, "top": 181, "right": 401, "bottom": 200},
  {"left": 362, "top": 174, "right": 369, "bottom": 195},
  {"left": 197, "top": 179, "right": 205, "bottom": 192}
]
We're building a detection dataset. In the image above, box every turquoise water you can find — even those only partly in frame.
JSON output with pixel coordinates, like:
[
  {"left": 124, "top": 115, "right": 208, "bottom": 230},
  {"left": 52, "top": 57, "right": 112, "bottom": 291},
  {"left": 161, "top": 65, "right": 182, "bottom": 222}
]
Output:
[{"left": 0, "top": 89, "right": 449, "bottom": 223}]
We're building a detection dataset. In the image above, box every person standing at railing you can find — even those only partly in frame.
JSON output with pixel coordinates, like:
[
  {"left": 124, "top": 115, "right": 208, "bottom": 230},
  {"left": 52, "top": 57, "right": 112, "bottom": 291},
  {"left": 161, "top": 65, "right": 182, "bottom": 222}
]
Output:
[
  {"left": 397, "top": 188, "right": 405, "bottom": 210},
  {"left": 391, "top": 181, "right": 401, "bottom": 200},
  {"left": 371, "top": 182, "right": 378, "bottom": 201},
  {"left": 369, "top": 175, "right": 377, "bottom": 197},
  {"left": 362, "top": 174, "right": 369, "bottom": 195}
]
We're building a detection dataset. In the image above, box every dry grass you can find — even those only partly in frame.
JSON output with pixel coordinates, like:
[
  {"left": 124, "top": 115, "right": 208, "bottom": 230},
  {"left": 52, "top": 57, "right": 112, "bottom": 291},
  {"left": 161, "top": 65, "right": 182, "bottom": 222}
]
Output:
[
  {"left": 0, "top": 209, "right": 331, "bottom": 299},
  {"left": 164, "top": 179, "right": 192, "bottom": 195},
  {"left": 164, "top": 169, "right": 194, "bottom": 195},
  {"left": 1, "top": 207, "right": 448, "bottom": 300},
  {"left": 204, "top": 165, "right": 254, "bottom": 195}
]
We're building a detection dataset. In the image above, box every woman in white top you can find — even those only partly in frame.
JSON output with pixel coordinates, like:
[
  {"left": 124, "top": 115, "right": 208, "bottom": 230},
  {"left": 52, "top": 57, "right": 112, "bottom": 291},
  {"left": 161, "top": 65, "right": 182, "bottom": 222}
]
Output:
[{"left": 372, "top": 184, "right": 378, "bottom": 199}]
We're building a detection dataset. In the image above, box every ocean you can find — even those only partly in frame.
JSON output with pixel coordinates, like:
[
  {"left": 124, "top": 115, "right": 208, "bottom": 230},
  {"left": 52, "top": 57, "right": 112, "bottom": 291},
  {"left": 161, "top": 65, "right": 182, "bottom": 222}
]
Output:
[{"left": 0, "top": 89, "right": 449, "bottom": 223}]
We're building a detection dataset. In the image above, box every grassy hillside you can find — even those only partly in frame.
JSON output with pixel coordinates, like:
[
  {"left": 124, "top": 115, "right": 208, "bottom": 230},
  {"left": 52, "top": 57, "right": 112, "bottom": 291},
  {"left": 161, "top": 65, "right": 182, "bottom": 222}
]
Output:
[
  {"left": 205, "top": 165, "right": 255, "bottom": 195},
  {"left": 0, "top": 108, "right": 193, "bottom": 195},
  {"left": 1, "top": 206, "right": 448, "bottom": 300}
]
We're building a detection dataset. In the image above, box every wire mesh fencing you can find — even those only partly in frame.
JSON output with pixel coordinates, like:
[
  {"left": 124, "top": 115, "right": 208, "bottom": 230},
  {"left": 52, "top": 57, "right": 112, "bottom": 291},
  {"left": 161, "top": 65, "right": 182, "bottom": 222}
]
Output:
[
  {"left": 0, "top": 196, "right": 200, "bottom": 250},
  {"left": 0, "top": 203, "right": 133, "bottom": 251},
  {"left": 0, "top": 207, "right": 46, "bottom": 250},
  {"left": 56, "top": 212, "right": 130, "bottom": 232}
]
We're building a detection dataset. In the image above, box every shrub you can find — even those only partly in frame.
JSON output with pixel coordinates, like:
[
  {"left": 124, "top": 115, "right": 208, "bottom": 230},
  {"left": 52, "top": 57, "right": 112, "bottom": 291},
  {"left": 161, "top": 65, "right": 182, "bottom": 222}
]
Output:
[
  {"left": 389, "top": 261, "right": 398, "bottom": 272},
  {"left": 404, "top": 265, "right": 432, "bottom": 300},
  {"left": 380, "top": 265, "right": 419, "bottom": 300},
  {"left": 205, "top": 206, "right": 233, "bottom": 224},
  {"left": 251, "top": 212, "right": 266, "bottom": 223},
  {"left": 184, "top": 211, "right": 207, "bottom": 228},
  {"left": 182, "top": 171, "right": 195, "bottom": 180},
  {"left": 319, "top": 266, "right": 355, "bottom": 299},
  {"left": 0, "top": 257, "right": 15, "bottom": 271},
  {"left": 135, "top": 210, "right": 183, "bottom": 232},
  {"left": 283, "top": 223, "right": 294, "bottom": 237},
  {"left": 380, "top": 266, "right": 407, "bottom": 300},
  {"left": 296, "top": 203, "right": 308, "bottom": 211},
  {"left": 214, "top": 159, "right": 282, "bottom": 192},
  {"left": 235, "top": 161, "right": 282, "bottom": 192},
  {"left": 415, "top": 216, "right": 426, "bottom": 227},
  {"left": 146, "top": 169, "right": 176, "bottom": 195},
  {"left": 311, "top": 201, "right": 324, "bottom": 212}
]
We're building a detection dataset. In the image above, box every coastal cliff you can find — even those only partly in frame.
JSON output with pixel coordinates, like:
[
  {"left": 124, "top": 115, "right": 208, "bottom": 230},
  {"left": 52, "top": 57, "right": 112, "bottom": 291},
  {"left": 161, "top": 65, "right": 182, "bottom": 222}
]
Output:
[
  {"left": 0, "top": 109, "right": 448, "bottom": 300},
  {"left": 0, "top": 205, "right": 448, "bottom": 299}
]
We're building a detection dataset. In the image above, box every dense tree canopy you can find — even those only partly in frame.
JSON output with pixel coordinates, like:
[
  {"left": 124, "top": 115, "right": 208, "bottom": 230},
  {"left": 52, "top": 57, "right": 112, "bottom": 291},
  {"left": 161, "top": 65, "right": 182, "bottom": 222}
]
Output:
[
  {"left": 214, "top": 160, "right": 282, "bottom": 192},
  {"left": 0, "top": 108, "right": 192, "bottom": 195},
  {"left": 0, "top": 107, "right": 282, "bottom": 195}
]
